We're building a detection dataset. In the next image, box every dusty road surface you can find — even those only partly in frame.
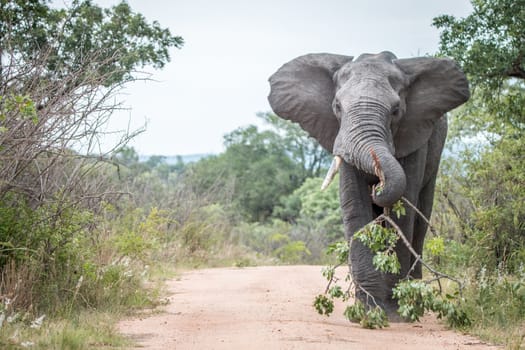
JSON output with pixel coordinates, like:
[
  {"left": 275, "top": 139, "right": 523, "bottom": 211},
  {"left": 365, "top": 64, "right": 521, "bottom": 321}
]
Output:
[{"left": 118, "top": 266, "right": 500, "bottom": 350}]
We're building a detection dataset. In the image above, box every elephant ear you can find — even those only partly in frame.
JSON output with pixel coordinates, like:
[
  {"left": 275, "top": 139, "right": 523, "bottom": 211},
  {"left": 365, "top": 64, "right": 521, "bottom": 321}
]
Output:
[
  {"left": 393, "top": 57, "right": 470, "bottom": 158},
  {"left": 268, "top": 53, "right": 353, "bottom": 152}
]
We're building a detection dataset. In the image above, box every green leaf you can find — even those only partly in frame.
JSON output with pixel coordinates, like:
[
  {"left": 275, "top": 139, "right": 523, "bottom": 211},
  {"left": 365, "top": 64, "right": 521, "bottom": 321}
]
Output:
[
  {"left": 328, "top": 285, "right": 344, "bottom": 299},
  {"left": 392, "top": 200, "right": 406, "bottom": 219},
  {"left": 355, "top": 222, "right": 398, "bottom": 253},
  {"left": 343, "top": 301, "right": 366, "bottom": 323},
  {"left": 314, "top": 295, "right": 334, "bottom": 316},
  {"left": 372, "top": 251, "right": 401, "bottom": 274},
  {"left": 326, "top": 241, "right": 349, "bottom": 263},
  {"left": 321, "top": 266, "right": 335, "bottom": 281}
]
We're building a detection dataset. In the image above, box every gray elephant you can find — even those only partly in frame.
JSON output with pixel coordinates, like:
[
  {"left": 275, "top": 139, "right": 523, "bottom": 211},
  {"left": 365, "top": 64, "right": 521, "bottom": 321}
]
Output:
[{"left": 267, "top": 51, "right": 469, "bottom": 316}]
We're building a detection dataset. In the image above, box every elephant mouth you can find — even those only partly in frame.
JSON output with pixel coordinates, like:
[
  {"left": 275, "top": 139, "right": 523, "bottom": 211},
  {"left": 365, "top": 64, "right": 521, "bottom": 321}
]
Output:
[{"left": 369, "top": 148, "right": 387, "bottom": 197}]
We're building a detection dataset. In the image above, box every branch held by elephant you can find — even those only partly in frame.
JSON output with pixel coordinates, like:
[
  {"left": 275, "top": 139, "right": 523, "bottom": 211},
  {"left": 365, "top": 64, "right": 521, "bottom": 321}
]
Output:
[{"left": 370, "top": 148, "right": 385, "bottom": 197}]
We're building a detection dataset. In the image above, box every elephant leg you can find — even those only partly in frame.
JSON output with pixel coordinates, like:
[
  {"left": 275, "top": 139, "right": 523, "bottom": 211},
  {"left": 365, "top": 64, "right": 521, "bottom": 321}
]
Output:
[
  {"left": 384, "top": 145, "right": 428, "bottom": 304},
  {"left": 339, "top": 162, "right": 388, "bottom": 308},
  {"left": 410, "top": 177, "right": 436, "bottom": 278},
  {"left": 410, "top": 117, "right": 447, "bottom": 278}
]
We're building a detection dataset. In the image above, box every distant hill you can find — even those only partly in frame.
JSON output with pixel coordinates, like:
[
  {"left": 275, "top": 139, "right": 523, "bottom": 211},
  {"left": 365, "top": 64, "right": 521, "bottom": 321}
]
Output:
[{"left": 139, "top": 153, "right": 212, "bottom": 165}]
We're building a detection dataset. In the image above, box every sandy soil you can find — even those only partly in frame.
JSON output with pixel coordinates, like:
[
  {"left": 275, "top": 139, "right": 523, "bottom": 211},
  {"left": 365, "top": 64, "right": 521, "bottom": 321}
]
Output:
[{"left": 118, "top": 265, "right": 501, "bottom": 350}]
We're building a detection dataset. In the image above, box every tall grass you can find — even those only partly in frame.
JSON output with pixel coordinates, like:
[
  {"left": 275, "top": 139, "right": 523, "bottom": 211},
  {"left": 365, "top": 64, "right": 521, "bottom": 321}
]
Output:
[{"left": 423, "top": 235, "right": 525, "bottom": 348}]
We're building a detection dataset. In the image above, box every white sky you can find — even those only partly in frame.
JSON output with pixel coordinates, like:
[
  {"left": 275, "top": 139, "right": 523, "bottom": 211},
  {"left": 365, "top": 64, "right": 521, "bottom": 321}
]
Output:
[{"left": 93, "top": 0, "right": 473, "bottom": 156}]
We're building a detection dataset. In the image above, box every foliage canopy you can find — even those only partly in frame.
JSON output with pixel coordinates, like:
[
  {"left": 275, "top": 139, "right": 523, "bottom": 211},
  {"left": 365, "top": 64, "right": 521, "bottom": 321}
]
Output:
[
  {"left": 433, "top": 0, "right": 525, "bottom": 136},
  {"left": 0, "top": 0, "right": 184, "bottom": 87}
]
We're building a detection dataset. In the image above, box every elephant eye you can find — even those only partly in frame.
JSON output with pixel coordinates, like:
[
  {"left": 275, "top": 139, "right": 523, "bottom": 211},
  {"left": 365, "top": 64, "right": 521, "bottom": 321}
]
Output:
[
  {"left": 334, "top": 100, "right": 342, "bottom": 116},
  {"left": 391, "top": 104, "right": 400, "bottom": 117}
]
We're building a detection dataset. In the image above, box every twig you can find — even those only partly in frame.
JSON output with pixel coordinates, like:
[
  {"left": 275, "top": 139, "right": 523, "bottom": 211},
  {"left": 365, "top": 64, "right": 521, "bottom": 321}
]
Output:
[
  {"left": 323, "top": 263, "right": 344, "bottom": 294},
  {"left": 347, "top": 237, "right": 381, "bottom": 308},
  {"left": 400, "top": 196, "right": 437, "bottom": 236},
  {"left": 356, "top": 284, "right": 381, "bottom": 308},
  {"left": 381, "top": 214, "right": 464, "bottom": 295}
]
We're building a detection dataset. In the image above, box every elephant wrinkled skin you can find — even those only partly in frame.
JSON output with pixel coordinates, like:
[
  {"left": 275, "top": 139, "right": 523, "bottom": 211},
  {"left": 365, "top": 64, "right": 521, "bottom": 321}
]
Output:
[{"left": 268, "top": 51, "right": 469, "bottom": 316}]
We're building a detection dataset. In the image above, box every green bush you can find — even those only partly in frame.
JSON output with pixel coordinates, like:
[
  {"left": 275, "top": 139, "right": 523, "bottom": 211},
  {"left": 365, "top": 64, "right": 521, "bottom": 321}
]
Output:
[
  {"left": 178, "top": 203, "right": 235, "bottom": 261},
  {"left": 424, "top": 236, "right": 445, "bottom": 265},
  {"left": 0, "top": 196, "right": 160, "bottom": 318},
  {"left": 234, "top": 219, "right": 311, "bottom": 264},
  {"left": 458, "top": 266, "right": 525, "bottom": 345},
  {"left": 273, "top": 240, "right": 311, "bottom": 264}
]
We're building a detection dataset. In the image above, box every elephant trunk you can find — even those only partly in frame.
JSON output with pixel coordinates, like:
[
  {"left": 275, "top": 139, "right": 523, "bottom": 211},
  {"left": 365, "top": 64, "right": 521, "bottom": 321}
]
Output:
[
  {"left": 334, "top": 100, "right": 406, "bottom": 208},
  {"left": 365, "top": 145, "right": 406, "bottom": 207}
]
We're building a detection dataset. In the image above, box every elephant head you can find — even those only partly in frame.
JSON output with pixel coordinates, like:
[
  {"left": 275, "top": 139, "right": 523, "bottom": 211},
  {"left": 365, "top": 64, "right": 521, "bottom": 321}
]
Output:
[{"left": 268, "top": 51, "right": 469, "bottom": 207}]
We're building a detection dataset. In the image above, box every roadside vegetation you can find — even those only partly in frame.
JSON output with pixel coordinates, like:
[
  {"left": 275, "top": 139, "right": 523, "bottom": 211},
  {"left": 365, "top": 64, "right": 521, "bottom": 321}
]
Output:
[
  {"left": 0, "top": 0, "right": 523, "bottom": 348},
  {"left": 429, "top": 1, "right": 525, "bottom": 346}
]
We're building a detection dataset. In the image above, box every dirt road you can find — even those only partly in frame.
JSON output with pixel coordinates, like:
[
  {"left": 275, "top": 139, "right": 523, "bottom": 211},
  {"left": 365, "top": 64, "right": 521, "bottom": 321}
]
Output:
[{"left": 118, "top": 266, "right": 500, "bottom": 349}]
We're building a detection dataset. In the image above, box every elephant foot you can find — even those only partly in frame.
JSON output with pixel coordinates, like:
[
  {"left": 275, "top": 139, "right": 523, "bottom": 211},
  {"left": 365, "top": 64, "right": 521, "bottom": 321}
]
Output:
[
  {"left": 354, "top": 291, "right": 409, "bottom": 323},
  {"left": 382, "top": 301, "right": 406, "bottom": 323}
]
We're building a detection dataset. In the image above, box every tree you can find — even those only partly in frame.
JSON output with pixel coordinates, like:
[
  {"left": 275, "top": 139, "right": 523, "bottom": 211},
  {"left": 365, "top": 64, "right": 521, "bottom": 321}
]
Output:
[
  {"left": 274, "top": 176, "right": 344, "bottom": 260},
  {"left": 184, "top": 110, "right": 331, "bottom": 222},
  {"left": 0, "top": 0, "right": 183, "bottom": 315},
  {"left": 212, "top": 112, "right": 332, "bottom": 222},
  {"left": 434, "top": 0, "right": 524, "bottom": 83},
  {"left": 0, "top": 0, "right": 183, "bottom": 87},
  {"left": 0, "top": 0, "right": 183, "bottom": 202},
  {"left": 433, "top": 0, "right": 525, "bottom": 270},
  {"left": 257, "top": 112, "right": 332, "bottom": 181},
  {"left": 433, "top": 0, "right": 525, "bottom": 136},
  {"left": 186, "top": 124, "right": 302, "bottom": 221},
  {"left": 114, "top": 146, "right": 140, "bottom": 167}
]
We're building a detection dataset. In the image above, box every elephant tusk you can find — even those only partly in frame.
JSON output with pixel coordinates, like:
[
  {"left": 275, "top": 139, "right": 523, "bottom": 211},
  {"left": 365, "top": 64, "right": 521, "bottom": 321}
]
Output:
[{"left": 320, "top": 156, "right": 342, "bottom": 191}]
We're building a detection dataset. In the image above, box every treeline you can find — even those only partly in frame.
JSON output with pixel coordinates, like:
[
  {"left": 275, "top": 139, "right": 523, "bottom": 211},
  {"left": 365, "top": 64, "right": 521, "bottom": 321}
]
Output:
[{"left": 113, "top": 111, "right": 342, "bottom": 265}]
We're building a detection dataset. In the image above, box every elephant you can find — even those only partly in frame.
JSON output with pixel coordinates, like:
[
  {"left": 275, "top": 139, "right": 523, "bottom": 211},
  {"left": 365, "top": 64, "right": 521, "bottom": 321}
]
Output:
[{"left": 267, "top": 51, "right": 469, "bottom": 317}]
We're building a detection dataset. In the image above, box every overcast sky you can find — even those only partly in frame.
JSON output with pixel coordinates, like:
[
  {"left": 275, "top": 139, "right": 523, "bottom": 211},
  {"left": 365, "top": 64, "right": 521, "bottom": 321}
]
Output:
[{"left": 92, "top": 0, "right": 473, "bottom": 156}]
